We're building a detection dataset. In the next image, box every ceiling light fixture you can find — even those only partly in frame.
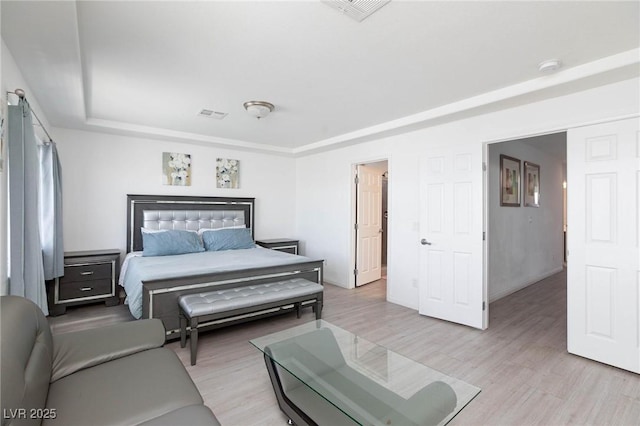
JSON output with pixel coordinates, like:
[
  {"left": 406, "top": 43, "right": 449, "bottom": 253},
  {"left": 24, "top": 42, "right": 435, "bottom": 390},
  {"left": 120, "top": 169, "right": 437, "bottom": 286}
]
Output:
[
  {"left": 538, "top": 59, "right": 562, "bottom": 73},
  {"left": 243, "top": 101, "right": 274, "bottom": 119}
]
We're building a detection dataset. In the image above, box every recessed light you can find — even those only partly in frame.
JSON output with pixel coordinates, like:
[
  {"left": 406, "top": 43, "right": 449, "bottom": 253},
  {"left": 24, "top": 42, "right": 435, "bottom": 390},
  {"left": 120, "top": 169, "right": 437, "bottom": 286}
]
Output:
[{"left": 538, "top": 59, "right": 562, "bottom": 73}]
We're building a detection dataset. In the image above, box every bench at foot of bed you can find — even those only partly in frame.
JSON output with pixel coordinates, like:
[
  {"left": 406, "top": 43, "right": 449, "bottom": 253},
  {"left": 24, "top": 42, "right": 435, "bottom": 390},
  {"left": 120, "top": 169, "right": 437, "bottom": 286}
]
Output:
[{"left": 178, "top": 278, "right": 324, "bottom": 365}]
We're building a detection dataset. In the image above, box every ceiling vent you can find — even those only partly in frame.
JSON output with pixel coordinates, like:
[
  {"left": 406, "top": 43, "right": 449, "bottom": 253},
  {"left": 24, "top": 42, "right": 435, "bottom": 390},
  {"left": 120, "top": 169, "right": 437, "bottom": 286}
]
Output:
[
  {"left": 322, "top": 0, "right": 390, "bottom": 22},
  {"left": 197, "top": 109, "right": 228, "bottom": 120}
]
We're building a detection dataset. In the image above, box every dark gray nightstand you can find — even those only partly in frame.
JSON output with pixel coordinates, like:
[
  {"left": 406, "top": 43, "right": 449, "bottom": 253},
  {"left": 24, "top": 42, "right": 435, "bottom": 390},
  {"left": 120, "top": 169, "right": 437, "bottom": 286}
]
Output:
[
  {"left": 256, "top": 239, "right": 300, "bottom": 255},
  {"left": 47, "top": 249, "right": 120, "bottom": 316}
]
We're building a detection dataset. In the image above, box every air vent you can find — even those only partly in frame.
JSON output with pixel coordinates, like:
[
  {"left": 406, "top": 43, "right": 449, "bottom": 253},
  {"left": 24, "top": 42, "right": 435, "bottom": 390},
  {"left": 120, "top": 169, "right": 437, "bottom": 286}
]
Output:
[
  {"left": 322, "top": 0, "right": 390, "bottom": 22},
  {"left": 197, "top": 109, "right": 228, "bottom": 120}
]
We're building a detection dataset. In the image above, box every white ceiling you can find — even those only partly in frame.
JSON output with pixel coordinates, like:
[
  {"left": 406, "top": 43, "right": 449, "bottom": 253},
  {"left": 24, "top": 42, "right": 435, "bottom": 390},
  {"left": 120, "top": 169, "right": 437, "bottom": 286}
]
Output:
[{"left": 2, "top": 1, "right": 639, "bottom": 155}]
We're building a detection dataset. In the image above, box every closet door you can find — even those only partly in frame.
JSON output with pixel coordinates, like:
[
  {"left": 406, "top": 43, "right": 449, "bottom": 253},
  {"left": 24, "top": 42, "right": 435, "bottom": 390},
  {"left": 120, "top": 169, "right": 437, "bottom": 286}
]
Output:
[{"left": 567, "top": 117, "right": 639, "bottom": 373}]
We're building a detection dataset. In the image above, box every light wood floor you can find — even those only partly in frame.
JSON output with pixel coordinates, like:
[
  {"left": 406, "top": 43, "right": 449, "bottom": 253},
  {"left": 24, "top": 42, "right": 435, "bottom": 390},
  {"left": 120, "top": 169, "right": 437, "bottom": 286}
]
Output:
[{"left": 49, "top": 271, "right": 640, "bottom": 425}]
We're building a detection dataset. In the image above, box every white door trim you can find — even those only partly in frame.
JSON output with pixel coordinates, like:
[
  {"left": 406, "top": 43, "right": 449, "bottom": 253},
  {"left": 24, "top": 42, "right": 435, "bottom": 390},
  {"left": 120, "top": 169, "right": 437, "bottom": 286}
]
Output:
[
  {"left": 483, "top": 113, "right": 638, "bottom": 146},
  {"left": 482, "top": 143, "right": 490, "bottom": 328},
  {"left": 482, "top": 130, "right": 567, "bottom": 329}
]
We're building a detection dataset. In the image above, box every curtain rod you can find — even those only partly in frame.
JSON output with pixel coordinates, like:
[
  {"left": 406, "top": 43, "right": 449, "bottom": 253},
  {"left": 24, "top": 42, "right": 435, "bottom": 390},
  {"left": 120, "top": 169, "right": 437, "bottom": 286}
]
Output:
[{"left": 6, "top": 88, "right": 54, "bottom": 143}]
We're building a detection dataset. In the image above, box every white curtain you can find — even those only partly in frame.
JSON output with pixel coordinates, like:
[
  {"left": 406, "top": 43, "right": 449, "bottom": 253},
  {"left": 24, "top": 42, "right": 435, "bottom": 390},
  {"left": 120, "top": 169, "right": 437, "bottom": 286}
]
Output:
[
  {"left": 39, "top": 141, "right": 64, "bottom": 280},
  {"left": 7, "top": 98, "right": 48, "bottom": 314}
]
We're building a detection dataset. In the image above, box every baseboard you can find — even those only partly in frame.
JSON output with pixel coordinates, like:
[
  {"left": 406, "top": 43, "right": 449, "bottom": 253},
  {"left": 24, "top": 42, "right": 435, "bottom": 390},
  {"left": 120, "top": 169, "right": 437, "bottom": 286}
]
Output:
[
  {"left": 489, "top": 266, "right": 564, "bottom": 303},
  {"left": 387, "top": 295, "right": 418, "bottom": 311},
  {"left": 322, "top": 279, "right": 349, "bottom": 289},
  {"left": 324, "top": 279, "right": 418, "bottom": 310}
]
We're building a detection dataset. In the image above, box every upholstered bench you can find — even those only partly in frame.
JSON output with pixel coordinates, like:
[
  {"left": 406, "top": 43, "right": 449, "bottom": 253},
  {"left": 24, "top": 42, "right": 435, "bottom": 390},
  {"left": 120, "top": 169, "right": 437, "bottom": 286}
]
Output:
[{"left": 179, "top": 278, "right": 323, "bottom": 365}]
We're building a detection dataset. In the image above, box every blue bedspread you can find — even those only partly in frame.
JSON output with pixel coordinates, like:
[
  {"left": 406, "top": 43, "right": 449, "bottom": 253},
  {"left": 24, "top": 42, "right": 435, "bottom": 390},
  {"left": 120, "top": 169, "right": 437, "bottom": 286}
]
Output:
[{"left": 121, "top": 247, "right": 312, "bottom": 319}]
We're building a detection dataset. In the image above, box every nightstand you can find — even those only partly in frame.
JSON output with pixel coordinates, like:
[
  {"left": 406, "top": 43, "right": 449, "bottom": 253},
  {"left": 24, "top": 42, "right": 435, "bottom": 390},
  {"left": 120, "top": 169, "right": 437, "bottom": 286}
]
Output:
[
  {"left": 256, "top": 238, "right": 300, "bottom": 255},
  {"left": 47, "top": 249, "right": 120, "bottom": 316}
]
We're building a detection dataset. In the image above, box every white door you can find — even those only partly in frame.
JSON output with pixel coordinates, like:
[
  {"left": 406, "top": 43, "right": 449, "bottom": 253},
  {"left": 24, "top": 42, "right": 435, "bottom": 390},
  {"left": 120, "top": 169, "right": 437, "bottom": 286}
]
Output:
[
  {"left": 419, "top": 143, "right": 486, "bottom": 329},
  {"left": 567, "top": 117, "right": 639, "bottom": 373},
  {"left": 356, "top": 164, "right": 382, "bottom": 286}
]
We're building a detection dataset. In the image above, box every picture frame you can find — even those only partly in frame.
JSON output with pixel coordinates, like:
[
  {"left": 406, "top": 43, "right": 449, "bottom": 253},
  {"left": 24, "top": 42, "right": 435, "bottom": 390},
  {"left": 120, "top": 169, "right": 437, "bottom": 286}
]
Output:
[
  {"left": 523, "top": 161, "right": 541, "bottom": 207},
  {"left": 162, "top": 152, "right": 192, "bottom": 186},
  {"left": 500, "top": 154, "right": 521, "bottom": 207},
  {"left": 216, "top": 158, "right": 240, "bottom": 189}
]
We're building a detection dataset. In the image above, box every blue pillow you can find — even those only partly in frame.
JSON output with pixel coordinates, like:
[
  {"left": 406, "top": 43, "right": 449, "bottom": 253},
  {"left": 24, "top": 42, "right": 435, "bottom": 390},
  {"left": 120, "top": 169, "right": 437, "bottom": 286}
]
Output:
[
  {"left": 201, "top": 228, "right": 255, "bottom": 251},
  {"left": 142, "top": 230, "right": 205, "bottom": 256}
]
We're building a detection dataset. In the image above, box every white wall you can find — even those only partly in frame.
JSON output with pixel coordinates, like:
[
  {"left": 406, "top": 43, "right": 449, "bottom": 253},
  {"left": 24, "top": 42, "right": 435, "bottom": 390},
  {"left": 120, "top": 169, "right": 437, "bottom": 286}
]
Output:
[
  {"left": 488, "top": 136, "right": 565, "bottom": 302},
  {"left": 362, "top": 160, "right": 388, "bottom": 175},
  {"left": 295, "top": 77, "right": 639, "bottom": 310},
  {"left": 53, "top": 128, "right": 297, "bottom": 254},
  {"left": 0, "top": 40, "right": 52, "bottom": 295}
]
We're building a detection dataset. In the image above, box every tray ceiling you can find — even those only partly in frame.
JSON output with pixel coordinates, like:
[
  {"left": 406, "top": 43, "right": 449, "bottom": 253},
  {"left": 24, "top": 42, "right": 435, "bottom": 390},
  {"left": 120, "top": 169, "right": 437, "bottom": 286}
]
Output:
[{"left": 2, "top": 1, "right": 639, "bottom": 155}]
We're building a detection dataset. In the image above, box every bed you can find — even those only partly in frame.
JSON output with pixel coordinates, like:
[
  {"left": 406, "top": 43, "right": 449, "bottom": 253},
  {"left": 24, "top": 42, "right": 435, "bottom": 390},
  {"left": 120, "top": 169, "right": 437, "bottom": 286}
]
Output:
[{"left": 121, "top": 194, "right": 324, "bottom": 339}]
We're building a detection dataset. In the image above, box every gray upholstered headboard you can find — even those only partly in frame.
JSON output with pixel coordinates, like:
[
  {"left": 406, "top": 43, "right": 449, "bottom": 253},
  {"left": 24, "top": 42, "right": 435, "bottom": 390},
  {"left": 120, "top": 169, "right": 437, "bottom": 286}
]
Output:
[{"left": 126, "top": 195, "right": 255, "bottom": 252}]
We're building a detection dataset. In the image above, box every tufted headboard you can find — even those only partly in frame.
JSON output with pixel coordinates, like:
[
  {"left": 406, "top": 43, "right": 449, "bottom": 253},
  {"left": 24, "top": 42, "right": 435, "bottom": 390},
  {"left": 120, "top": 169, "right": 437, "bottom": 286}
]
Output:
[{"left": 126, "top": 194, "right": 255, "bottom": 253}]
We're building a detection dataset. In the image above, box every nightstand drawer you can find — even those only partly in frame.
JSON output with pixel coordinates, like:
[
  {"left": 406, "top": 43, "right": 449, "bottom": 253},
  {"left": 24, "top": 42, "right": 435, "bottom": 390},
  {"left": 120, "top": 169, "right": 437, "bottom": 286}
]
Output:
[
  {"left": 58, "top": 278, "right": 113, "bottom": 301},
  {"left": 47, "top": 249, "right": 121, "bottom": 316},
  {"left": 256, "top": 239, "right": 300, "bottom": 255},
  {"left": 60, "top": 263, "right": 112, "bottom": 283},
  {"left": 274, "top": 246, "right": 297, "bottom": 255}
]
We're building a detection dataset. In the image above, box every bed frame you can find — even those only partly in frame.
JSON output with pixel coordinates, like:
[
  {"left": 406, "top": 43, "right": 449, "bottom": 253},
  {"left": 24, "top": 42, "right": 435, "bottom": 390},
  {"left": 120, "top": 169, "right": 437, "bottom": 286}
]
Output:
[{"left": 126, "top": 194, "right": 324, "bottom": 339}]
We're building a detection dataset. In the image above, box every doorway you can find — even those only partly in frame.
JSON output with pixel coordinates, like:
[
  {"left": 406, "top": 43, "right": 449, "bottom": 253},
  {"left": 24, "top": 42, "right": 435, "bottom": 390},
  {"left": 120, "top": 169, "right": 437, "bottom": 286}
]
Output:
[
  {"left": 486, "top": 132, "right": 567, "bottom": 306},
  {"left": 353, "top": 160, "right": 388, "bottom": 287}
]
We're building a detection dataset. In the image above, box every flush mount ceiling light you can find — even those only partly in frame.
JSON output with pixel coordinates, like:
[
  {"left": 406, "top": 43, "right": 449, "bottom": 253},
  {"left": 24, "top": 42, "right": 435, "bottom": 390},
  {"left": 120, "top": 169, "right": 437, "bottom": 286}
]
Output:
[
  {"left": 243, "top": 101, "right": 274, "bottom": 119},
  {"left": 538, "top": 59, "right": 562, "bottom": 73}
]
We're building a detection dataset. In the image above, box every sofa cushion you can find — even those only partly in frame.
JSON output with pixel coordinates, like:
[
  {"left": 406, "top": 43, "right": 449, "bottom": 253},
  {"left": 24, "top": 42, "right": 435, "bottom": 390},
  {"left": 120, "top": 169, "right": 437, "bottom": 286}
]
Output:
[
  {"left": 1, "top": 296, "right": 53, "bottom": 426},
  {"left": 52, "top": 319, "right": 166, "bottom": 382},
  {"left": 44, "top": 348, "right": 204, "bottom": 426},
  {"left": 137, "top": 405, "right": 220, "bottom": 426}
]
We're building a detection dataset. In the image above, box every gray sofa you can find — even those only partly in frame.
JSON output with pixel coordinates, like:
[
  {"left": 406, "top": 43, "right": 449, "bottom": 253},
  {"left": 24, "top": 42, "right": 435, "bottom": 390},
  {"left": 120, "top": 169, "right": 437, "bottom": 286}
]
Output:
[{"left": 0, "top": 295, "right": 220, "bottom": 426}]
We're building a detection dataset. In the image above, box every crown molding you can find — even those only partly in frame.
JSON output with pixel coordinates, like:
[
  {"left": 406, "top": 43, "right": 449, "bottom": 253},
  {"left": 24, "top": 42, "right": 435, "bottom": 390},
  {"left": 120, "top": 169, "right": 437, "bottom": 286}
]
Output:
[
  {"left": 292, "top": 48, "right": 640, "bottom": 156},
  {"left": 84, "top": 117, "right": 293, "bottom": 155},
  {"left": 78, "top": 48, "right": 638, "bottom": 157}
]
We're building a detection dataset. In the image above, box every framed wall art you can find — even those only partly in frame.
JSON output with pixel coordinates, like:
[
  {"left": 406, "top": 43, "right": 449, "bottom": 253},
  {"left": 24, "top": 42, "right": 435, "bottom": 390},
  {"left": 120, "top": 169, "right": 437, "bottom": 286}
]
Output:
[
  {"left": 216, "top": 158, "right": 239, "bottom": 189},
  {"left": 524, "top": 161, "right": 540, "bottom": 207},
  {"left": 500, "top": 154, "right": 521, "bottom": 207},
  {"left": 162, "top": 152, "right": 192, "bottom": 186}
]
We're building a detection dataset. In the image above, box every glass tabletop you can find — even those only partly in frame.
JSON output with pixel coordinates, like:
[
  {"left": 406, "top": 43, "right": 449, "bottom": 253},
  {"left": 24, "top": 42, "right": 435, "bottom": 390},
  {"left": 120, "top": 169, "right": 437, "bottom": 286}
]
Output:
[{"left": 251, "top": 320, "right": 480, "bottom": 426}]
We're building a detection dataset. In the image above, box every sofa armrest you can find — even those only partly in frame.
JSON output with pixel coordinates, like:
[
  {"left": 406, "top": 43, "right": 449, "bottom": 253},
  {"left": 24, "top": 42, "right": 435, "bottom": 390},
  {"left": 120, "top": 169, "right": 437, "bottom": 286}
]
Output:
[{"left": 51, "top": 319, "right": 166, "bottom": 382}]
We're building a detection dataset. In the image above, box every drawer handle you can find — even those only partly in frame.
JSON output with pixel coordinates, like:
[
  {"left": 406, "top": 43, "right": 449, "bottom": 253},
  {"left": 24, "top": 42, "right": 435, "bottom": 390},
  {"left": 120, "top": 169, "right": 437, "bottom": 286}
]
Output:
[
  {"left": 80, "top": 271, "right": 94, "bottom": 276},
  {"left": 79, "top": 287, "right": 93, "bottom": 292}
]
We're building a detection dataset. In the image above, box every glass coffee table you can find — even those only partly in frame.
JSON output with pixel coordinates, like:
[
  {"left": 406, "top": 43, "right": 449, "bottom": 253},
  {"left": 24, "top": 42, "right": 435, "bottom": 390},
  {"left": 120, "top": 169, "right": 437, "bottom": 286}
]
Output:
[{"left": 251, "top": 320, "right": 480, "bottom": 426}]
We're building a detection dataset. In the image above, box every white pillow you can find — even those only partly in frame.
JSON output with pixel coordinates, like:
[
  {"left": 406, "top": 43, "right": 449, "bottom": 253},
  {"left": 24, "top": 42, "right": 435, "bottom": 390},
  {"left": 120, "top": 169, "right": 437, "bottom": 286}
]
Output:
[
  {"left": 197, "top": 225, "right": 246, "bottom": 235},
  {"left": 141, "top": 228, "right": 165, "bottom": 234},
  {"left": 141, "top": 227, "right": 198, "bottom": 234}
]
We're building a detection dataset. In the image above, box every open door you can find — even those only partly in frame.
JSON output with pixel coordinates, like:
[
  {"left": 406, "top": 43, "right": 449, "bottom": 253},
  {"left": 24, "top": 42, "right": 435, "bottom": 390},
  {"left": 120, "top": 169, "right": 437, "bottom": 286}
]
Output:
[
  {"left": 419, "top": 143, "right": 486, "bottom": 329},
  {"left": 355, "top": 164, "right": 383, "bottom": 286},
  {"left": 567, "top": 117, "right": 639, "bottom": 373}
]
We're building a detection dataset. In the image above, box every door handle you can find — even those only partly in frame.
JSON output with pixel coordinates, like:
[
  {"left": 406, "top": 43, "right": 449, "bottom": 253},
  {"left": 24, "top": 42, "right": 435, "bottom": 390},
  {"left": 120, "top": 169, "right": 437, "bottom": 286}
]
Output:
[{"left": 421, "top": 239, "right": 432, "bottom": 246}]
